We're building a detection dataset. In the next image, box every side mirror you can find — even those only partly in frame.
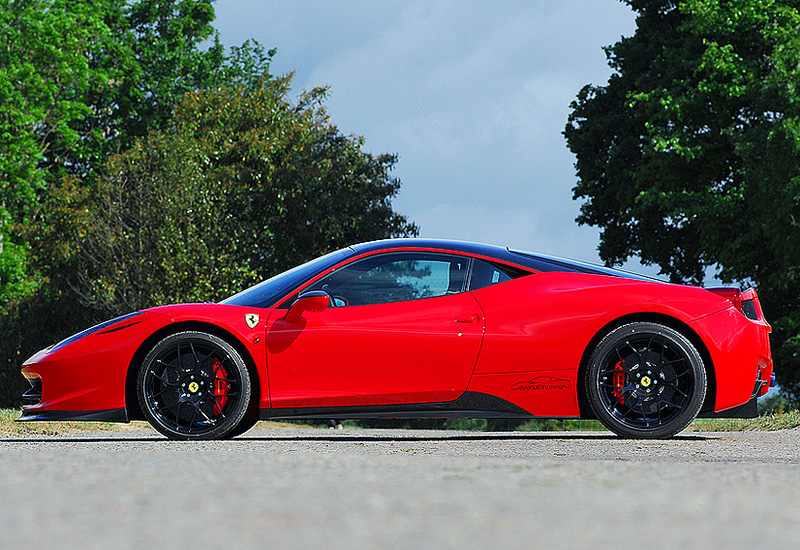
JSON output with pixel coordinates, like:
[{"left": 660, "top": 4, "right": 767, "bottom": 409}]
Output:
[{"left": 285, "top": 291, "right": 329, "bottom": 323}]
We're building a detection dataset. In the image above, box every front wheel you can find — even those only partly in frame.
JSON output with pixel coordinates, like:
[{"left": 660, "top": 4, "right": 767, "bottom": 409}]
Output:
[
  {"left": 585, "top": 322, "right": 706, "bottom": 439},
  {"left": 137, "top": 331, "right": 252, "bottom": 440}
]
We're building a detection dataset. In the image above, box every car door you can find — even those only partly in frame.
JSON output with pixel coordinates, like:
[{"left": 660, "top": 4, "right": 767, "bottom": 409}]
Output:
[{"left": 264, "top": 252, "right": 485, "bottom": 409}]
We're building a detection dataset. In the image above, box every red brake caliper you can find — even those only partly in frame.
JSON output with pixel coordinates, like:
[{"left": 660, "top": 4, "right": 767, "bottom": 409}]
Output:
[
  {"left": 612, "top": 360, "right": 626, "bottom": 405},
  {"left": 213, "top": 358, "right": 229, "bottom": 415}
]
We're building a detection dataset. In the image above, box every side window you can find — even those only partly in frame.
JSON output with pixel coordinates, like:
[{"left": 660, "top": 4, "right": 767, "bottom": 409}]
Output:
[
  {"left": 468, "top": 259, "right": 515, "bottom": 291},
  {"left": 310, "top": 252, "right": 469, "bottom": 306}
]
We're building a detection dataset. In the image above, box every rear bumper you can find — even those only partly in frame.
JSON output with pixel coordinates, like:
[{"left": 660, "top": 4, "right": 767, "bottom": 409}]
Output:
[
  {"left": 690, "top": 307, "right": 772, "bottom": 413},
  {"left": 698, "top": 396, "right": 758, "bottom": 419}
]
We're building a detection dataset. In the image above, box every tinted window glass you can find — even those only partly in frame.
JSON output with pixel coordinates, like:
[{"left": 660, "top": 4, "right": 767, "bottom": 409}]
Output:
[
  {"left": 309, "top": 252, "right": 469, "bottom": 306},
  {"left": 220, "top": 247, "right": 354, "bottom": 308},
  {"left": 468, "top": 259, "right": 514, "bottom": 291}
]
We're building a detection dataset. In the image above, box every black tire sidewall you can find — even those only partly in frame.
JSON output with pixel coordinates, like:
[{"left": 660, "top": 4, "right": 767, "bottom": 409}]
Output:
[
  {"left": 136, "top": 331, "right": 252, "bottom": 440},
  {"left": 585, "top": 322, "right": 706, "bottom": 439}
]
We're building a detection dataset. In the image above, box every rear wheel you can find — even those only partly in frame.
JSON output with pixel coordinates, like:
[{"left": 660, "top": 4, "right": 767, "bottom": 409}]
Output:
[
  {"left": 137, "top": 331, "right": 251, "bottom": 440},
  {"left": 585, "top": 322, "right": 706, "bottom": 439}
]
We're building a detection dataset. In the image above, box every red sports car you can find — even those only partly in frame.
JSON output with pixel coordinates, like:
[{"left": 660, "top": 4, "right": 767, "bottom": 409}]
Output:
[{"left": 18, "top": 239, "right": 773, "bottom": 440}]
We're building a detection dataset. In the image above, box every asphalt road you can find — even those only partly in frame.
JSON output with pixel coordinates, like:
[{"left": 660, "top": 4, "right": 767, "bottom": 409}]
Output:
[{"left": 2, "top": 427, "right": 800, "bottom": 549}]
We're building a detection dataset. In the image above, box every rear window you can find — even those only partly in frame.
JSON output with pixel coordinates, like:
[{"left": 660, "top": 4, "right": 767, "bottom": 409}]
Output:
[{"left": 468, "top": 259, "right": 529, "bottom": 291}]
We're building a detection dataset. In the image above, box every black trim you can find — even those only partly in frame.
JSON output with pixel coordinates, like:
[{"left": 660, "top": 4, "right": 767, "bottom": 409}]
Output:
[
  {"left": 698, "top": 396, "right": 758, "bottom": 419},
  {"left": 22, "top": 379, "right": 42, "bottom": 406},
  {"left": 97, "top": 320, "right": 143, "bottom": 335},
  {"left": 260, "top": 391, "right": 534, "bottom": 421},
  {"left": 16, "top": 408, "right": 130, "bottom": 423}
]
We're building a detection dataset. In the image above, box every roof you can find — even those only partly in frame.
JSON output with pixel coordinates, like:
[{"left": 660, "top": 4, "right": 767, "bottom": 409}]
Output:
[{"left": 349, "top": 238, "right": 661, "bottom": 282}]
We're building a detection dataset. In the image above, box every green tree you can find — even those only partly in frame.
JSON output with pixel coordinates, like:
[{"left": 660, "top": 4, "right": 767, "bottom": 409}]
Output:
[
  {"left": 0, "top": 0, "right": 272, "bottom": 407},
  {"left": 0, "top": 0, "right": 117, "bottom": 300},
  {"left": 71, "top": 75, "right": 418, "bottom": 315},
  {"left": 0, "top": 0, "right": 272, "bottom": 304},
  {"left": 565, "top": 0, "right": 800, "bottom": 398}
]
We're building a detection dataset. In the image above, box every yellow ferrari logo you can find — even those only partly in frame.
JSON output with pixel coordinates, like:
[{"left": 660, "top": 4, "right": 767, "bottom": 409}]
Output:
[
  {"left": 188, "top": 382, "right": 199, "bottom": 393},
  {"left": 641, "top": 376, "right": 651, "bottom": 388},
  {"left": 245, "top": 313, "right": 260, "bottom": 329}
]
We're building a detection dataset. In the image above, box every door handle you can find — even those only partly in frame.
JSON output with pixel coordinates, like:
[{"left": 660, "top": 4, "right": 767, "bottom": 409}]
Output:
[{"left": 455, "top": 313, "right": 480, "bottom": 324}]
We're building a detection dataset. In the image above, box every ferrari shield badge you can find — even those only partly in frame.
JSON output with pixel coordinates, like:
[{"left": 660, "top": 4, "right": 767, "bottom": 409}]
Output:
[{"left": 245, "top": 313, "right": 260, "bottom": 329}]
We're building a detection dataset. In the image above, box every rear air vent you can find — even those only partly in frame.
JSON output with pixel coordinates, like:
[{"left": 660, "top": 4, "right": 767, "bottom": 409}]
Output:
[{"left": 741, "top": 299, "right": 758, "bottom": 320}]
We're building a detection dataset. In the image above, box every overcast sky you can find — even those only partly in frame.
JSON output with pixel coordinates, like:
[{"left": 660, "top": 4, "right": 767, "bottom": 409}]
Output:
[{"left": 213, "top": 0, "right": 638, "bottom": 265}]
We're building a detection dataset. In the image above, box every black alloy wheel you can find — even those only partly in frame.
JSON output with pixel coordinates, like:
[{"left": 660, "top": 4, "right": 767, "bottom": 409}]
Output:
[
  {"left": 137, "top": 331, "right": 252, "bottom": 440},
  {"left": 585, "top": 322, "right": 706, "bottom": 439}
]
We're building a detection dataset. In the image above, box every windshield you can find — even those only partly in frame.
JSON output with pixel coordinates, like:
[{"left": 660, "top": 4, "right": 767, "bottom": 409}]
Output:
[{"left": 220, "top": 247, "right": 355, "bottom": 308}]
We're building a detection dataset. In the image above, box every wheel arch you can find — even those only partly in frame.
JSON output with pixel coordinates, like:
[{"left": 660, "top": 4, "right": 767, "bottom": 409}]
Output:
[
  {"left": 124, "top": 321, "right": 261, "bottom": 421},
  {"left": 576, "top": 312, "right": 716, "bottom": 419}
]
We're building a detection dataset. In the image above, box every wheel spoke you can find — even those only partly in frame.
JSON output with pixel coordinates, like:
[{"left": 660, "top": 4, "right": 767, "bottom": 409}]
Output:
[
  {"left": 151, "top": 387, "right": 177, "bottom": 400},
  {"left": 212, "top": 358, "right": 229, "bottom": 377},
  {"left": 197, "top": 406, "right": 215, "bottom": 425},
  {"left": 628, "top": 340, "right": 644, "bottom": 365},
  {"left": 638, "top": 401, "right": 649, "bottom": 426},
  {"left": 665, "top": 382, "right": 689, "bottom": 399},
  {"left": 152, "top": 372, "right": 179, "bottom": 387},
  {"left": 156, "top": 358, "right": 179, "bottom": 371},
  {"left": 611, "top": 387, "right": 633, "bottom": 410},
  {"left": 655, "top": 397, "right": 663, "bottom": 425},
  {"left": 173, "top": 400, "right": 184, "bottom": 430},
  {"left": 187, "top": 404, "right": 199, "bottom": 432},
  {"left": 190, "top": 342, "right": 200, "bottom": 365}
]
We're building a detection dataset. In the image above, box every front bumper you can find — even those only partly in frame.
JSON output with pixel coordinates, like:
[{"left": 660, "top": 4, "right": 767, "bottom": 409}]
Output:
[{"left": 17, "top": 408, "right": 129, "bottom": 423}]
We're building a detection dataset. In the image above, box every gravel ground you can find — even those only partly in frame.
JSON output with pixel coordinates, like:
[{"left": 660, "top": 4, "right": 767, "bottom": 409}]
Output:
[{"left": 2, "top": 427, "right": 800, "bottom": 549}]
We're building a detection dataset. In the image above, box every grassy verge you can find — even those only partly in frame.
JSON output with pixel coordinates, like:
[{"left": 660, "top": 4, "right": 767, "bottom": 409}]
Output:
[
  {"left": 0, "top": 409, "right": 160, "bottom": 437},
  {"left": 3, "top": 408, "right": 799, "bottom": 436},
  {"left": 688, "top": 410, "right": 800, "bottom": 432},
  {"left": 0, "top": 409, "right": 315, "bottom": 437},
  {"left": 0, "top": 409, "right": 151, "bottom": 437}
]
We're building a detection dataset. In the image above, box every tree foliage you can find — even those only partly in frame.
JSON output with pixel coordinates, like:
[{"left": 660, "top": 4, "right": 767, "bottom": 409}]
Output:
[
  {"left": 0, "top": 0, "right": 271, "bottom": 303},
  {"left": 565, "top": 0, "right": 800, "bottom": 398},
  {"left": 0, "top": 1, "right": 417, "bottom": 407},
  {"left": 67, "top": 76, "right": 417, "bottom": 315}
]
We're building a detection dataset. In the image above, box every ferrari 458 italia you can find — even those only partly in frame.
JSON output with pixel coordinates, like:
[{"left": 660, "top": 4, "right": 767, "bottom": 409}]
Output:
[{"left": 19, "top": 239, "right": 773, "bottom": 439}]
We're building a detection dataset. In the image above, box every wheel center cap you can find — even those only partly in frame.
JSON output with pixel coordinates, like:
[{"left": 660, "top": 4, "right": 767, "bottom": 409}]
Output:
[
  {"left": 188, "top": 381, "right": 200, "bottom": 393},
  {"left": 641, "top": 376, "right": 652, "bottom": 388}
]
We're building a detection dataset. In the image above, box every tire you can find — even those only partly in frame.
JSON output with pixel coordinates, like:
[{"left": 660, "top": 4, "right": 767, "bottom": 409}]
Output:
[
  {"left": 223, "top": 417, "right": 259, "bottom": 439},
  {"left": 137, "top": 331, "right": 252, "bottom": 440},
  {"left": 585, "top": 322, "right": 706, "bottom": 439}
]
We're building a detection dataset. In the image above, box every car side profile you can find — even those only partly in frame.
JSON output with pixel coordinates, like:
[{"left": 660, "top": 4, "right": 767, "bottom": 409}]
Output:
[{"left": 19, "top": 239, "right": 773, "bottom": 440}]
